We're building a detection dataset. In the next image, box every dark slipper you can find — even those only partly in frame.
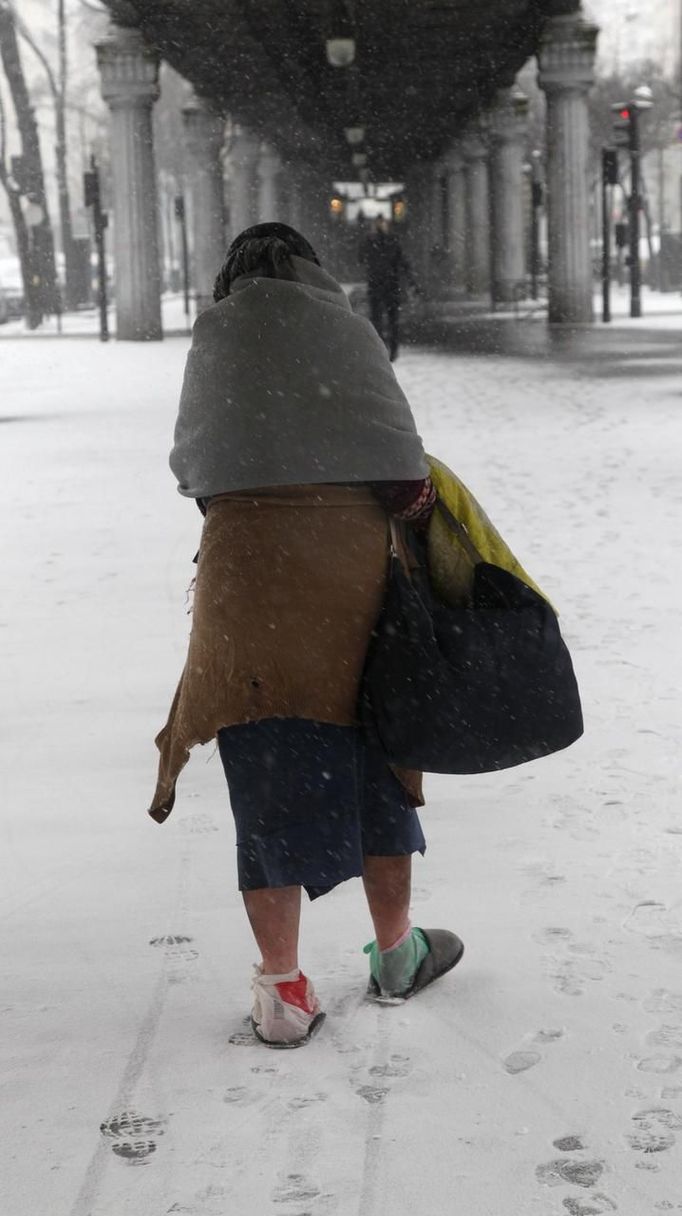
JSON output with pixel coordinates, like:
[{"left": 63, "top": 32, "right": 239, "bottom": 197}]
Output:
[
  {"left": 250, "top": 1011, "right": 326, "bottom": 1049},
  {"left": 367, "top": 929, "right": 464, "bottom": 1001}
]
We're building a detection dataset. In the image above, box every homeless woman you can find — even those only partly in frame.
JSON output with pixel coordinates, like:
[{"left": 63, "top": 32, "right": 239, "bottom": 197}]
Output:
[{"left": 148, "top": 223, "right": 463, "bottom": 1048}]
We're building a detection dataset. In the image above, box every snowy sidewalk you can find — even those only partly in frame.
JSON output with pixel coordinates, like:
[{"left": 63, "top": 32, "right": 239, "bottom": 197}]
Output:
[{"left": 1, "top": 331, "right": 681, "bottom": 1215}]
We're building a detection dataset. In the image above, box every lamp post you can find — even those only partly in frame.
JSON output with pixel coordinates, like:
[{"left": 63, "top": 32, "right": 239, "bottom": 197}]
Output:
[
  {"left": 325, "top": 2, "right": 356, "bottom": 67},
  {"left": 611, "top": 84, "right": 653, "bottom": 318},
  {"left": 601, "top": 147, "right": 618, "bottom": 323},
  {"left": 529, "top": 149, "right": 543, "bottom": 300},
  {"left": 83, "top": 154, "right": 109, "bottom": 342},
  {"left": 174, "top": 195, "right": 191, "bottom": 326}
]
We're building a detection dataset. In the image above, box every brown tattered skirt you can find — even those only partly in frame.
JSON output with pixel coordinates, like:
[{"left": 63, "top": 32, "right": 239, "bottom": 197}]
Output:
[{"left": 149, "top": 484, "right": 423, "bottom": 822}]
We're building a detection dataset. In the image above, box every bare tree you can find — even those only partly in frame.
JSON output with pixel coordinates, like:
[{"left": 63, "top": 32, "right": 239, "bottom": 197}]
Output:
[
  {"left": 0, "top": 78, "right": 36, "bottom": 319},
  {"left": 9, "top": 0, "right": 81, "bottom": 307},
  {"left": 0, "top": 0, "right": 59, "bottom": 324}
]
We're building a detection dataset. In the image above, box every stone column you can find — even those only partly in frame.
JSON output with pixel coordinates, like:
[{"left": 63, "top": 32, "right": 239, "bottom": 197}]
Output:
[
  {"left": 489, "top": 87, "right": 528, "bottom": 305},
  {"left": 182, "top": 96, "right": 225, "bottom": 314},
  {"left": 96, "top": 26, "right": 162, "bottom": 340},
  {"left": 430, "top": 162, "right": 446, "bottom": 250},
  {"left": 293, "top": 162, "right": 328, "bottom": 257},
  {"left": 257, "top": 145, "right": 282, "bottom": 222},
  {"left": 288, "top": 175, "right": 304, "bottom": 231},
  {"left": 404, "top": 165, "right": 431, "bottom": 288},
  {"left": 462, "top": 129, "right": 491, "bottom": 297},
  {"left": 538, "top": 11, "right": 598, "bottom": 323},
  {"left": 429, "top": 162, "right": 450, "bottom": 296},
  {"left": 229, "top": 126, "right": 260, "bottom": 235},
  {"left": 444, "top": 150, "right": 466, "bottom": 290}
]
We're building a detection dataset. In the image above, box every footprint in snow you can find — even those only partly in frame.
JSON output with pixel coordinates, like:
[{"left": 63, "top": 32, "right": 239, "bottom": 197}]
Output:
[
  {"left": 149, "top": 934, "right": 199, "bottom": 984},
  {"left": 535, "top": 1158, "right": 605, "bottom": 1188},
  {"left": 562, "top": 1196, "right": 617, "bottom": 1215},
  {"left": 360, "top": 1084, "right": 391, "bottom": 1104},
  {"left": 100, "top": 1109, "right": 167, "bottom": 1165},
  {"left": 636, "top": 1056, "right": 682, "bottom": 1075},
  {"left": 535, "top": 1028, "right": 565, "bottom": 1044},
  {"left": 271, "top": 1172, "right": 321, "bottom": 1205},
  {"left": 368, "top": 1054, "right": 411, "bottom": 1079},
  {"left": 626, "top": 1128, "right": 676, "bottom": 1154},
  {"left": 553, "top": 1136, "right": 586, "bottom": 1152},
  {"left": 229, "top": 1018, "right": 257, "bottom": 1047},
  {"left": 647, "top": 1026, "right": 682, "bottom": 1049},
  {"left": 149, "top": 934, "right": 193, "bottom": 948},
  {"left": 623, "top": 901, "right": 681, "bottom": 940},
  {"left": 287, "top": 1092, "right": 328, "bottom": 1111},
  {"left": 534, "top": 926, "right": 574, "bottom": 944},
  {"left": 644, "top": 990, "right": 682, "bottom": 1014},
  {"left": 504, "top": 1050, "right": 541, "bottom": 1075},
  {"left": 626, "top": 1105, "right": 682, "bottom": 1156},
  {"left": 271, "top": 1172, "right": 338, "bottom": 1211},
  {"left": 223, "top": 1085, "right": 267, "bottom": 1107}
]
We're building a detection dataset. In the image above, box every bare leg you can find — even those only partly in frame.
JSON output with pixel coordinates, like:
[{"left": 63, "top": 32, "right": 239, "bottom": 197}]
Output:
[
  {"left": 242, "top": 886, "right": 301, "bottom": 974},
  {"left": 362, "top": 855, "right": 412, "bottom": 950}
]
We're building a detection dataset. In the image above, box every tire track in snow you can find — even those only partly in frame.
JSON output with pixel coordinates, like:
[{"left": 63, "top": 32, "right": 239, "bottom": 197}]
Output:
[
  {"left": 67, "top": 846, "right": 192, "bottom": 1216},
  {"left": 353, "top": 1004, "right": 397, "bottom": 1216}
]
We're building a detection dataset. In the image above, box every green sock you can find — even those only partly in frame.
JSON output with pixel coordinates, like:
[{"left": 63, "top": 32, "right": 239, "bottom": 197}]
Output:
[{"left": 363, "top": 928, "right": 430, "bottom": 996}]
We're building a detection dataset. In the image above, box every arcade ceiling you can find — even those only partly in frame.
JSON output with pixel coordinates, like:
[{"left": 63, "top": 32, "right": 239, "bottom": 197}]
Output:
[{"left": 104, "top": 0, "right": 580, "bottom": 177}]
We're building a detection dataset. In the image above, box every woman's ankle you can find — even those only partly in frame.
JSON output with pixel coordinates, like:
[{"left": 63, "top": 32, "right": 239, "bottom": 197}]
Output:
[
  {"left": 379, "top": 922, "right": 412, "bottom": 953},
  {"left": 259, "top": 958, "right": 299, "bottom": 978}
]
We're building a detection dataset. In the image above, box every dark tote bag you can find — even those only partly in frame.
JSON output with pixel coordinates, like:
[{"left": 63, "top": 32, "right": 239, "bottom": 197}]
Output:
[{"left": 360, "top": 504, "right": 583, "bottom": 774}]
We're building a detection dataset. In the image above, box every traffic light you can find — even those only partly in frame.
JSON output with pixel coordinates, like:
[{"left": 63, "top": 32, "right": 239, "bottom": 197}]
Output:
[
  {"left": 83, "top": 169, "right": 99, "bottom": 208},
  {"left": 602, "top": 147, "right": 618, "bottom": 185},
  {"left": 611, "top": 103, "right": 633, "bottom": 148}
]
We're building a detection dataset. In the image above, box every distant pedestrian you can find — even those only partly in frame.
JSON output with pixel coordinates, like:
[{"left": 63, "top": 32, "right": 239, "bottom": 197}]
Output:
[
  {"left": 149, "top": 222, "right": 463, "bottom": 1048},
  {"left": 359, "top": 215, "right": 414, "bottom": 361}
]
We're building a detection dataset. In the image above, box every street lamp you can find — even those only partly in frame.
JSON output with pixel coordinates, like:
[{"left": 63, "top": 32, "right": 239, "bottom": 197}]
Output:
[
  {"left": 632, "top": 84, "right": 653, "bottom": 110},
  {"left": 345, "top": 125, "right": 365, "bottom": 145},
  {"left": 326, "top": 37, "right": 355, "bottom": 66}
]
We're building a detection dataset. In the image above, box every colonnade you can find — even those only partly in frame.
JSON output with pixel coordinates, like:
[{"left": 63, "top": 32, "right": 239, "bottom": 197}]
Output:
[
  {"left": 404, "top": 11, "right": 598, "bottom": 322},
  {"left": 94, "top": 26, "right": 305, "bottom": 339},
  {"left": 95, "top": 9, "right": 598, "bottom": 339}
]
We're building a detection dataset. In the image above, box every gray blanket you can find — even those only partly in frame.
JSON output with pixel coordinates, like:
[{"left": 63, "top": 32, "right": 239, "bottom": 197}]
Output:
[{"left": 170, "top": 257, "right": 427, "bottom": 497}]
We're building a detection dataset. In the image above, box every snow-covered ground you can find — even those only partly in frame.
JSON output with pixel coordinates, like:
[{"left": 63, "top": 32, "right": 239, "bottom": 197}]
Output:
[
  {"left": 1, "top": 323, "right": 681, "bottom": 1215},
  {"left": 1, "top": 280, "right": 682, "bottom": 340}
]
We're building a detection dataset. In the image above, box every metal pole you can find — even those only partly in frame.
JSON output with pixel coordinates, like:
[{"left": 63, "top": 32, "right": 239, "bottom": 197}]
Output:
[
  {"left": 90, "top": 154, "right": 109, "bottom": 342},
  {"left": 629, "top": 106, "right": 642, "bottom": 318},
  {"left": 175, "top": 195, "right": 191, "bottom": 325},
  {"left": 180, "top": 210, "right": 190, "bottom": 322},
  {"left": 601, "top": 149, "right": 611, "bottom": 322},
  {"left": 658, "top": 145, "right": 665, "bottom": 291},
  {"left": 530, "top": 179, "right": 540, "bottom": 300}
]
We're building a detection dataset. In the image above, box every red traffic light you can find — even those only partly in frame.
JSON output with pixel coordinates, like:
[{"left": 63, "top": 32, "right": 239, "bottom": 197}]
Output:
[{"left": 618, "top": 107, "right": 631, "bottom": 120}]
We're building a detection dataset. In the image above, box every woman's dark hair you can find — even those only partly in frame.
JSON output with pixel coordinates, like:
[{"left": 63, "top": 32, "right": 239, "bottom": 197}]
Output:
[{"left": 213, "top": 222, "right": 320, "bottom": 302}]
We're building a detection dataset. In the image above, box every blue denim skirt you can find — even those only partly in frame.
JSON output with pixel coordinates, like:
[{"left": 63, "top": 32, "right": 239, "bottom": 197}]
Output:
[{"left": 217, "top": 719, "right": 426, "bottom": 900}]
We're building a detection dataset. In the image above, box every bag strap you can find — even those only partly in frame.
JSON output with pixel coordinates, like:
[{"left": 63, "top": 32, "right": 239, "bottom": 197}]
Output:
[{"left": 435, "top": 498, "right": 483, "bottom": 566}]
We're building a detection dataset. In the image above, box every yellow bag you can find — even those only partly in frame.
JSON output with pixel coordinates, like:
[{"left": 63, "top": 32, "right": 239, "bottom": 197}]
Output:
[{"left": 426, "top": 454, "right": 551, "bottom": 609}]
